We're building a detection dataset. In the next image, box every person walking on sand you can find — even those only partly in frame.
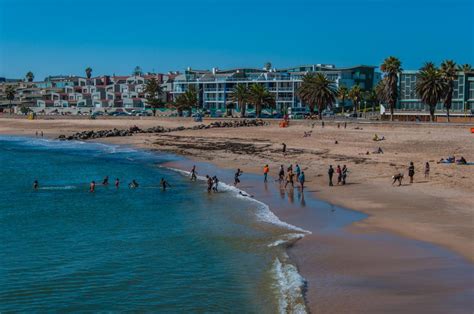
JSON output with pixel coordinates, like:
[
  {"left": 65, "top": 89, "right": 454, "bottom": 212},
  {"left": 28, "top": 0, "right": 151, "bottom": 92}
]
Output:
[
  {"left": 234, "top": 169, "right": 243, "bottom": 186},
  {"left": 278, "top": 165, "right": 285, "bottom": 183},
  {"left": 90, "top": 181, "right": 96, "bottom": 193},
  {"left": 160, "top": 178, "right": 171, "bottom": 191},
  {"left": 190, "top": 165, "right": 197, "bottom": 181},
  {"left": 33, "top": 180, "right": 39, "bottom": 190},
  {"left": 336, "top": 165, "right": 342, "bottom": 184},
  {"left": 424, "top": 162, "right": 430, "bottom": 179},
  {"left": 285, "top": 169, "right": 294, "bottom": 188},
  {"left": 41, "top": 131, "right": 43, "bottom": 137},
  {"left": 115, "top": 178, "right": 120, "bottom": 188},
  {"left": 298, "top": 171, "right": 305, "bottom": 190},
  {"left": 408, "top": 162, "right": 415, "bottom": 184},
  {"left": 35, "top": 131, "right": 38, "bottom": 137},
  {"left": 263, "top": 164, "right": 270, "bottom": 183},
  {"left": 281, "top": 143, "right": 287, "bottom": 154},
  {"left": 295, "top": 164, "right": 301, "bottom": 178},
  {"left": 342, "top": 165, "right": 348, "bottom": 185},
  {"left": 328, "top": 165, "right": 334, "bottom": 186}
]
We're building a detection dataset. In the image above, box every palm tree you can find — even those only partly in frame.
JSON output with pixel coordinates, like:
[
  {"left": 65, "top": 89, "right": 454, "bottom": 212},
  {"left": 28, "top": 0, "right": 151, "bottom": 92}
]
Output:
[
  {"left": 363, "top": 88, "right": 378, "bottom": 112},
  {"left": 230, "top": 84, "right": 249, "bottom": 117},
  {"left": 337, "top": 85, "right": 348, "bottom": 111},
  {"left": 5, "top": 85, "right": 16, "bottom": 114},
  {"left": 380, "top": 56, "right": 402, "bottom": 121},
  {"left": 248, "top": 84, "right": 275, "bottom": 117},
  {"left": 415, "top": 63, "right": 446, "bottom": 122},
  {"left": 171, "top": 85, "right": 198, "bottom": 116},
  {"left": 144, "top": 77, "right": 164, "bottom": 116},
  {"left": 457, "top": 64, "right": 472, "bottom": 72},
  {"left": 348, "top": 85, "right": 362, "bottom": 115},
  {"left": 375, "top": 78, "right": 388, "bottom": 107},
  {"left": 85, "top": 67, "right": 93, "bottom": 79},
  {"left": 440, "top": 60, "right": 457, "bottom": 122},
  {"left": 297, "top": 73, "right": 337, "bottom": 119},
  {"left": 25, "top": 71, "right": 34, "bottom": 82}
]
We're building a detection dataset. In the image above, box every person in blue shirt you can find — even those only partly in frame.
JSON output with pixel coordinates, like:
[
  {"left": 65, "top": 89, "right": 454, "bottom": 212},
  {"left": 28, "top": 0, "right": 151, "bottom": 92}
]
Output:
[{"left": 298, "top": 171, "right": 305, "bottom": 190}]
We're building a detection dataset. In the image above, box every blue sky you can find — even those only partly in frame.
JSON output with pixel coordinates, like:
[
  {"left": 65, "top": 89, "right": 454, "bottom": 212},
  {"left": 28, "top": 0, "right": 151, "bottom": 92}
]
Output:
[{"left": 0, "top": 0, "right": 472, "bottom": 80}]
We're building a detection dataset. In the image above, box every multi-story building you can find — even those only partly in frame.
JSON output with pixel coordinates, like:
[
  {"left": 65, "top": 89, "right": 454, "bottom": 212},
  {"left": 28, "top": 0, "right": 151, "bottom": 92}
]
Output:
[
  {"left": 171, "top": 64, "right": 378, "bottom": 112},
  {"left": 396, "top": 70, "right": 474, "bottom": 117}
]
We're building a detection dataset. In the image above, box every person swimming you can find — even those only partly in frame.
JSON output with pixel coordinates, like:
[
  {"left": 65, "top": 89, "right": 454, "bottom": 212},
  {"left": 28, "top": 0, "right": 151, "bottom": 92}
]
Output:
[
  {"left": 129, "top": 180, "right": 139, "bottom": 188},
  {"left": 115, "top": 178, "right": 120, "bottom": 188},
  {"left": 33, "top": 180, "right": 39, "bottom": 190},
  {"left": 102, "top": 176, "right": 109, "bottom": 185},
  {"left": 160, "top": 178, "right": 171, "bottom": 191},
  {"left": 90, "top": 181, "right": 96, "bottom": 192}
]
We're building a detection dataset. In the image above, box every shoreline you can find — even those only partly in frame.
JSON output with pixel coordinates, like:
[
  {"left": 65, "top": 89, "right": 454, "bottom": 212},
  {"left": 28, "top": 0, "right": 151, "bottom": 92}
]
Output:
[{"left": 1, "top": 116, "right": 473, "bottom": 312}]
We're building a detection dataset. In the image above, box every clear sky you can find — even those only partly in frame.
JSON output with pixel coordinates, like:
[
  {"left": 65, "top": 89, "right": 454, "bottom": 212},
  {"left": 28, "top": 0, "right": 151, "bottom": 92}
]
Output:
[{"left": 0, "top": 0, "right": 472, "bottom": 80}]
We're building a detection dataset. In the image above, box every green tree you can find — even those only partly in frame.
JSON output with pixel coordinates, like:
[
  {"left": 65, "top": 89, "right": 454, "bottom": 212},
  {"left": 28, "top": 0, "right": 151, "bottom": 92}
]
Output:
[
  {"left": 85, "top": 67, "right": 93, "bottom": 79},
  {"left": 348, "top": 85, "right": 362, "bottom": 115},
  {"left": 380, "top": 56, "right": 402, "bottom": 121},
  {"left": 440, "top": 60, "right": 457, "bottom": 122},
  {"left": 5, "top": 85, "right": 16, "bottom": 114},
  {"left": 248, "top": 84, "right": 275, "bottom": 117},
  {"left": 363, "top": 88, "right": 379, "bottom": 112},
  {"left": 457, "top": 64, "right": 472, "bottom": 72},
  {"left": 415, "top": 62, "right": 446, "bottom": 122},
  {"left": 171, "top": 85, "right": 198, "bottom": 116},
  {"left": 375, "top": 78, "right": 388, "bottom": 107},
  {"left": 230, "top": 83, "right": 249, "bottom": 117},
  {"left": 25, "top": 71, "right": 34, "bottom": 82},
  {"left": 297, "top": 73, "right": 337, "bottom": 119},
  {"left": 144, "top": 77, "right": 164, "bottom": 116},
  {"left": 337, "top": 85, "right": 348, "bottom": 111}
]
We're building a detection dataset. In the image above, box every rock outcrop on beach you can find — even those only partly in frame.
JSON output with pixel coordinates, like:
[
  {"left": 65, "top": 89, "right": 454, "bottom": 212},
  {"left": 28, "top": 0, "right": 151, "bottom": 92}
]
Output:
[{"left": 58, "top": 119, "right": 267, "bottom": 141}]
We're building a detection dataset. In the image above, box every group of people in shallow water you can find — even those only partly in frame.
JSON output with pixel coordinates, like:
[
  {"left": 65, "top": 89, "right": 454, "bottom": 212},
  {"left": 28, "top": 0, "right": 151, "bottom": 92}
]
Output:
[{"left": 33, "top": 175, "right": 171, "bottom": 192}]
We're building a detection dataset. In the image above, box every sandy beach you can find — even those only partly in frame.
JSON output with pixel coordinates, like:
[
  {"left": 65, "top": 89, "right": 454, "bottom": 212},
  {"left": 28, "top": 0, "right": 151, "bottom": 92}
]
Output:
[{"left": 1, "top": 116, "right": 473, "bottom": 312}]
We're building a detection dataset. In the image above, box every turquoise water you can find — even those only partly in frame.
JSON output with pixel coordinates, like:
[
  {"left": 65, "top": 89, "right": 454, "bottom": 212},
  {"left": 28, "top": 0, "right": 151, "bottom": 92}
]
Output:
[{"left": 0, "top": 136, "right": 308, "bottom": 312}]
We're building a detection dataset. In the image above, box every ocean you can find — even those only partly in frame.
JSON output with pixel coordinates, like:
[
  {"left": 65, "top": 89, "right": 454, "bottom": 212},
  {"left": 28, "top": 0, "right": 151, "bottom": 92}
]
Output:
[{"left": 0, "top": 136, "right": 308, "bottom": 312}]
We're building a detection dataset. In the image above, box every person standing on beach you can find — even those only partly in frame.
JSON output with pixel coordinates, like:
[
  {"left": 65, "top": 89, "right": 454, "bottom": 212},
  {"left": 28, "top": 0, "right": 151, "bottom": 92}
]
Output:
[
  {"left": 282, "top": 143, "right": 287, "bottom": 154},
  {"left": 160, "top": 178, "right": 171, "bottom": 191},
  {"left": 35, "top": 131, "right": 38, "bottom": 137},
  {"left": 408, "top": 162, "right": 415, "bottom": 184},
  {"left": 41, "top": 131, "right": 43, "bottom": 137},
  {"left": 190, "top": 165, "right": 197, "bottom": 181},
  {"left": 263, "top": 165, "right": 269, "bottom": 183},
  {"left": 33, "top": 180, "right": 39, "bottom": 190},
  {"left": 285, "top": 169, "right": 294, "bottom": 188},
  {"left": 424, "top": 162, "right": 430, "bottom": 179},
  {"left": 278, "top": 165, "right": 285, "bottom": 183},
  {"left": 295, "top": 164, "right": 301, "bottom": 178},
  {"left": 328, "top": 165, "right": 334, "bottom": 186},
  {"left": 342, "top": 165, "right": 348, "bottom": 185},
  {"left": 336, "top": 165, "right": 342, "bottom": 184},
  {"left": 234, "top": 169, "right": 243, "bottom": 186},
  {"left": 298, "top": 171, "right": 305, "bottom": 190},
  {"left": 90, "top": 181, "right": 96, "bottom": 193},
  {"left": 115, "top": 178, "right": 120, "bottom": 188}
]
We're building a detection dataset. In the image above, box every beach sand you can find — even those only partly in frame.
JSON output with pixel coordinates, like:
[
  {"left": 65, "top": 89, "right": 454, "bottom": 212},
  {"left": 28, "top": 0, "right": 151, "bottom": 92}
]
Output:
[{"left": 1, "top": 116, "right": 473, "bottom": 312}]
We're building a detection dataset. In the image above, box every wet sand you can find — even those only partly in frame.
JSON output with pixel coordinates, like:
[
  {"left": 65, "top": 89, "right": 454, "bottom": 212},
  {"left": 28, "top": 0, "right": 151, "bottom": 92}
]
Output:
[{"left": 163, "top": 158, "right": 474, "bottom": 313}]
